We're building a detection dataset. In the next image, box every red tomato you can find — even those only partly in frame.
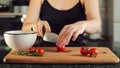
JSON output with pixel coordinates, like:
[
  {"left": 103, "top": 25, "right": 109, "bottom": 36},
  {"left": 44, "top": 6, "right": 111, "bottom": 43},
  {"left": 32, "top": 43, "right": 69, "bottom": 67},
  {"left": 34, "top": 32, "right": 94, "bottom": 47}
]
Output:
[
  {"left": 89, "top": 48, "right": 98, "bottom": 57},
  {"left": 27, "top": 47, "right": 35, "bottom": 52},
  {"left": 57, "top": 45, "right": 65, "bottom": 52},
  {"left": 80, "top": 46, "right": 89, "bottom": 56},
  {"left": 84, "top": 48, "right": 91, "bottom": 56},
  {"left": 80, "top": 46, "right": 98, "bottom": 58},
  {"left": 36, "top": 47, "right": 44, "bottom": 54}
]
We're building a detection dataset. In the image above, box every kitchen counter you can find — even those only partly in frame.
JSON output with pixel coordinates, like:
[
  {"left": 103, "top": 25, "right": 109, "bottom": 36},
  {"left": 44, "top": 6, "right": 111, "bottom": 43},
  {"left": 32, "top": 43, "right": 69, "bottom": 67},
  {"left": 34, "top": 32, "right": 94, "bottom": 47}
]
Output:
[
  {"left": 0, "top": 12, "right": 23, "bottom": 16},
  {"left": 0, "top": 12, "right": 23, "bottom": 18},
  {"left": 0, "top": 40, "right": 120, "bottom": 68}
]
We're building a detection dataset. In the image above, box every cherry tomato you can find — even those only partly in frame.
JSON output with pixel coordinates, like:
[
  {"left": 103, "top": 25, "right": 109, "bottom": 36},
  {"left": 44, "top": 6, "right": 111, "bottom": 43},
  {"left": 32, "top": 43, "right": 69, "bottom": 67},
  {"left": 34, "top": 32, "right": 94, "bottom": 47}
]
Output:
[
  {"left": 89, "top": 48, "right": 98, "bottom": 57},
  {"left": 80, "top": 46, "right": 98, "bottom": 58},
  {"left": 36, "top": 47, "right": 44, "bottom": 54},
  {"left": 84, "top": 48, "right": 91, "bottom": 56},
  {"left": 80, "top": 46, "right": 89, "bottom": 56},
  {"left": 27, "top": 47, "right": 35, "bottom": 52},
  {"left": 57, "top": 45, "right": 65, "bottom": 52}
]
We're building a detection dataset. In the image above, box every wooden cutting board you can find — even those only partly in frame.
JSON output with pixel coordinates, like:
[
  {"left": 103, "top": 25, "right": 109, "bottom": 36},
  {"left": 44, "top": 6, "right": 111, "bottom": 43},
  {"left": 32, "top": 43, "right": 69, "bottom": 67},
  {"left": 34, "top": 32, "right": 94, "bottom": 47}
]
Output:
[{"left": 3, "top": 47, "right": 120, "bottom": 64}]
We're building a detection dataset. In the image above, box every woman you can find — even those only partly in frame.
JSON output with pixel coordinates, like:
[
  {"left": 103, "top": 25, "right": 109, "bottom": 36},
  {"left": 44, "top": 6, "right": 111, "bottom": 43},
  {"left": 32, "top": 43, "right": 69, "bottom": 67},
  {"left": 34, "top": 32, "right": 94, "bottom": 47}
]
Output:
[{"left": 22, "top": 0, "right": 101, "bottom": 47}]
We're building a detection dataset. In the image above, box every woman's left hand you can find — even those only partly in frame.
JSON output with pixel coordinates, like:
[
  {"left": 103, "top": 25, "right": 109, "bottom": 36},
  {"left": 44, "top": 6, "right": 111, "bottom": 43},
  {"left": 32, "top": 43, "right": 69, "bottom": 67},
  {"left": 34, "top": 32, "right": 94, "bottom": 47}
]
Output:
[{"left": 56, "top": 22, "right": 87, "bottom": 47}]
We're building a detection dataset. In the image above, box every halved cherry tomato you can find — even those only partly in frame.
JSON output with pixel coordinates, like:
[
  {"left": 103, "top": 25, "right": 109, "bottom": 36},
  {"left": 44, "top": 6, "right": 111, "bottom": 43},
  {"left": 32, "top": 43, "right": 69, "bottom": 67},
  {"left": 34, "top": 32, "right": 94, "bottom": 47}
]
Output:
[
  {"left": 36, "top": 47, "right": 44, "bottom": 54},
  {"left": 57, "top": 45, "right": 65, "bottom": 52},
  {"left": 89, "top": 48, "right": 98, "bottom": 57},
  {"left": 84, "top": 48, "right": 91, "bottom": 56},
  {"left": 80, "top": 46, "right": 89, "bottom": 56},
  {"left": 27, "top": 47, "right": 35, "bottom": 52}
]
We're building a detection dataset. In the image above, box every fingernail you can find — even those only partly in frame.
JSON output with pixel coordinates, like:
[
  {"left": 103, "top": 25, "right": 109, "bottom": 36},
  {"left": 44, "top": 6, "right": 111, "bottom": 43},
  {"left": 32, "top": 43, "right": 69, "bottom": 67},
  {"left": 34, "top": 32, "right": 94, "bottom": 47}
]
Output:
[
  {"left": 56, "top": 43, "right": 58, "bottom": 46},
  {"left": 72, "top": 38, "right": 76, "bottom": 41},
  {"left": 57, "top": 43, "right": 63, "bottom": 47},
  {"left": 56, "top": 43, "right": 61, "bottom": 46},
  {"left": 66, "top": 43, "right": 68, "bottom": 45}
]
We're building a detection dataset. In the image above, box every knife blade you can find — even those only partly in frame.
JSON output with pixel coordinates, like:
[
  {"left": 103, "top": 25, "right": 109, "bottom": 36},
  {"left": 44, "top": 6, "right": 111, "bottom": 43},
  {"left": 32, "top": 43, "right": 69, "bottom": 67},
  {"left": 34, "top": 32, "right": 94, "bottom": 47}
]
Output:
[{"left": 43, "top": 32, "right": 58, "bottom": 43}]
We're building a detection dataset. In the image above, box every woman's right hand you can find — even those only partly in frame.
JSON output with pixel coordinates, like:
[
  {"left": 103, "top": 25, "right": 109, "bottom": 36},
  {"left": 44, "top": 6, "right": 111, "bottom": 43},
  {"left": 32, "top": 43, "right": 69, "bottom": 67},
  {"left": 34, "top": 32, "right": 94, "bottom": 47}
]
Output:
[{"left": 32, "top": 20, "right": 51, "bottom": 37}]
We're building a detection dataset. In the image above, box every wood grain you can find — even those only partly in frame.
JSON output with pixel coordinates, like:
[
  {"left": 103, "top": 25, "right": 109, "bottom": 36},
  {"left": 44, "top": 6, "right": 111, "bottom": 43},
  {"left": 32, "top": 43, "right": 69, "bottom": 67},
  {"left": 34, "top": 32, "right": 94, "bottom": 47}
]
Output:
[{"left": 3, "top": 47, "right": 120, "bottom": 64}]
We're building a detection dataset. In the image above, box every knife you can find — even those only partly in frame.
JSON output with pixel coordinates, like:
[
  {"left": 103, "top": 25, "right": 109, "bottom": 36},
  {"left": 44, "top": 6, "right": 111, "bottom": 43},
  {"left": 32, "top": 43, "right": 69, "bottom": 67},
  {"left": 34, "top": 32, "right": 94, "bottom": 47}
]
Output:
[{"left": 43, "top": 32, "right": 58, "bottom": 43}]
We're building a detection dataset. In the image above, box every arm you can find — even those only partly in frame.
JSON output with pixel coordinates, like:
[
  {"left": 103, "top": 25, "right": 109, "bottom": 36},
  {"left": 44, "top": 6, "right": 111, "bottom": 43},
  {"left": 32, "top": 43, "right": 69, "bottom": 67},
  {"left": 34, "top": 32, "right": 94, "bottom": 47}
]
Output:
[
  {"left": 22, "top": 0, "right": 42, "bottom": 31},
  {"left": 79, "top": 0, "right": 101, "bottom": 33},
  {"left": 22, "top": 0, "right": 51, "bottom": 37},
  {"left": 56, "top": 0, "right": 101, "bottom": 46}
]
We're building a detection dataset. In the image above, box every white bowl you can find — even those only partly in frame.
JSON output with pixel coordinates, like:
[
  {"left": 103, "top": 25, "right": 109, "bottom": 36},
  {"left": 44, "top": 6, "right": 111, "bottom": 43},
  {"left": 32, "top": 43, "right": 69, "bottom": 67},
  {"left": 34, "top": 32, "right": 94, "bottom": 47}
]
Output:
[{"left": 4, "top": 30, "right": 37, "bottom": 50}]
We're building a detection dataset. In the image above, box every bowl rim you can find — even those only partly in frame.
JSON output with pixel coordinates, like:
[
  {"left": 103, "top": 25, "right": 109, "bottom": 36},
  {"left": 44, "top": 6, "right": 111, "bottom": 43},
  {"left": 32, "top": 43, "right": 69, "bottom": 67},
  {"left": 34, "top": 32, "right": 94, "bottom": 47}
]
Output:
[{"left": 4, "top": 30, "right": 36, "bottom": 35}]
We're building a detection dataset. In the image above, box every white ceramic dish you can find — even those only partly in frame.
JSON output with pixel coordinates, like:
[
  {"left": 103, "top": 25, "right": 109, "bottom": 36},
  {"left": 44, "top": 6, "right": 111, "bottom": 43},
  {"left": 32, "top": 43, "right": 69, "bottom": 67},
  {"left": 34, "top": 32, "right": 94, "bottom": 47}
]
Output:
[{"left": 4, "top": 30, "right": 37, "bottom": 50}]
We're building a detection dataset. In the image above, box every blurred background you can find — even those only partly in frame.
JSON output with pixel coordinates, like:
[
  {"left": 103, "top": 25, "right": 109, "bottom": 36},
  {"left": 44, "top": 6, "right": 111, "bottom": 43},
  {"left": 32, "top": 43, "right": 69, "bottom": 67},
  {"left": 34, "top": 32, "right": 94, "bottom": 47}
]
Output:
[{"left": 0, "top": 0, "right": 120, "bottom": 48}]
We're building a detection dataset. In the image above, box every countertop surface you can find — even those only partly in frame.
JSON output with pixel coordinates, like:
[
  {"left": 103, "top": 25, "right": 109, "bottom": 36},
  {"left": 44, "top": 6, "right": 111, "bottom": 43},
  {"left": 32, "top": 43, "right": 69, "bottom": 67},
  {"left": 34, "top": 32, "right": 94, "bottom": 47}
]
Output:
[
  {"left": 0, "top": 12, "right": 23, "bottom": 16},
  {"left": 0, "top": 12, "right": 23, "bottom": 18},
  {"left": 0, "top": 40, "right": 120, "bottom": 68}
]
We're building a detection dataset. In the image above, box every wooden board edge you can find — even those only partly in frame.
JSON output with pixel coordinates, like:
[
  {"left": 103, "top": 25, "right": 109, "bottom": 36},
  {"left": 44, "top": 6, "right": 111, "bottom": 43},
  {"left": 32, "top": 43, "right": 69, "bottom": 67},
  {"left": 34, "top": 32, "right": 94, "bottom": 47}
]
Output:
[
  {"left": 106, "top": 48, "right": 120, "bottom": 63},
  {"left": 3, "top": 51, "right": 12, "bottom": 63},
  {"left": 3, "top": 55, "right": 8, "bottom": 63}
]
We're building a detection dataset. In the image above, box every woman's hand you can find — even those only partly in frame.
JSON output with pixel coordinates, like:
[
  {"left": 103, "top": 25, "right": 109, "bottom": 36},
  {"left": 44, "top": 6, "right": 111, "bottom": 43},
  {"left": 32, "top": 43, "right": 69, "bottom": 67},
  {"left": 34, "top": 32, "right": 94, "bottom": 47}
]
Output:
[
  {"left": 56, "top": 22, "right": 87, "bottom": 47},
  {"left": 32, "top": 20, "right": 51, "bottom": 37}
]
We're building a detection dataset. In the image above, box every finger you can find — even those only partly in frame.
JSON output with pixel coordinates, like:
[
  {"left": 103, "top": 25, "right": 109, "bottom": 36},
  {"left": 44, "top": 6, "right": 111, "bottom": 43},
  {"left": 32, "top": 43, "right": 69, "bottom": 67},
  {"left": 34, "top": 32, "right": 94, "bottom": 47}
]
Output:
[
  {"left": 56, "top": 26, "right": 68, "bottom": 46},
  {"left": 33, "top": 22, "right": 41, "bottom": 36},
  {"left": 72, "top": 31, "right": 80, "bottom": 41},
  {"left": 32, "top": 22, "right": 38, "bottom": 32},
  {"left": 57, "top": 25, "right": 69, "bottom": 44},
  {"left": 57, "top": 27, "right": 74, "bottom": 46},
  {"left": 58, "top": 25, "right": 69, "bottom": 38},
  {"left": 43, "top": 21, "right": 51, "bottom": 32},
  {"left": 37, "top": 21, "right": 44, "bottom": 37},
  {"left": 61, "top": 28, "right": 75, "bottom": 45}
]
